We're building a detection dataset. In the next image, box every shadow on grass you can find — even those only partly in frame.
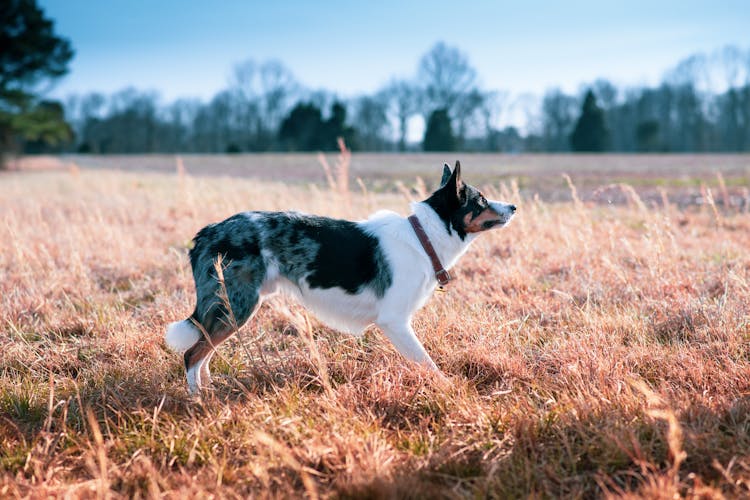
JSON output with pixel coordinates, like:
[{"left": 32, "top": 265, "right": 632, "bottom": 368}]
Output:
[{"left": 333, "top": 395, "right": 750, "bottom": 498}]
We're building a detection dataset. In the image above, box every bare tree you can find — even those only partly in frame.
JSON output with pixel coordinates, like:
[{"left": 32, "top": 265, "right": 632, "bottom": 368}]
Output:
[
  {"left": 230, "top": 59, "right": 258, "bottom": 101},
  {"left": 714, "top": 46, "right": 750, "bottom": 150},
  {"left": 307, "top": 89, "right": 338, "bottom": 118},
  {"left": 165, "top": 98, "right": 201, "bottom": 152},
  {"left": 381, "top": 79, "right": 420, "bottom": 151},
  {"left": 510, "top": 93, "right": 543, "bottom": 150},
  {"left": 541, "top": 89, "right": 578, "bottom": 151},
  {"left": 479, "top": 90, "right": 509, "bottom": 150},
  {"left": 228, "top": 61, "right": 260, "bottom": 150},
  {"left": 74, "top": 92, "right": 106, "bottom": 152},
  {"left": 717, "top": 46, "right": 748, "bottom": 89},
  {"left": 417, "top": 42, "right": 477, "bottom": 115},
  {"left": 192, "top": 90, "right": 235, "bottom": 152},
  {"left": 665, "top": 52, "right": 710, "bottom": 91},
  {"left": 229, "top": 59, "right": 299, "bottom": 150},
  {"left": 591, "top": 79, "right": 618, "bottom": 109},
  {"left": 259, "top": 60, "right": 298, "bottom": 131},
  {"left": 352, "top": 93, "right": 390, "bottom": 150},
  {"left": 452, "top": 88, "right": 485, "bottom": 145}
]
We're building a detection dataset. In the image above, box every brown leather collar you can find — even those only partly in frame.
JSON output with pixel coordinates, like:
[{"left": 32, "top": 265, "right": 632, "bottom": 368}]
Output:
[{"left": 408, "top": 214, "right": 452, "bottom": 287}]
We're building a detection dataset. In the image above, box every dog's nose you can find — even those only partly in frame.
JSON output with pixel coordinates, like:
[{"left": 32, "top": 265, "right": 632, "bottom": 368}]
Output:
[{"left": 508, "top": 204, "right": 516, "bottom": 213}]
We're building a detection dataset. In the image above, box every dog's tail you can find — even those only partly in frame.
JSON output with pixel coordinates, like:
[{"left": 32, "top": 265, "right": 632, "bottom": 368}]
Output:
[{"left": 165, "top": 319, "right": 201, "bottom": 353}]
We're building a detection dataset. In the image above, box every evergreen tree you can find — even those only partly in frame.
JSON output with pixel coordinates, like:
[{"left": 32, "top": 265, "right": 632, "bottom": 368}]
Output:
[
  {"left": 278, "top": 101, "right": 355, "bottom": 151},
  {"left": 278, "top": 102, "right": 323, "bottom": 151},
  {"left": 423, "top": 108, "right": 455, "bottom": 151},
  {"left": 636, "top": 120, "right": 661, "bottom": 152},
  {"left": 569, "top": 90, "right": 609, "bottom": 152},
  {"left": 319, "top": 101, "right": 355, "bottom": 151},
  {"left": 19, "top": 100, "right": 72, "bottom": 153},
  {"left": 1, "top": 0, "right": 74, "bottom": 166}
]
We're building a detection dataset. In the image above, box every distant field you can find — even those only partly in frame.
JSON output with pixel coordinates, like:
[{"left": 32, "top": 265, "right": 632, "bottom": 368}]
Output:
[
  {"left": 1, "top": 154, "right": 749, "bottom": 497},
  {"left": 20, "top": 152, "right": 750, "bottom": 206}
]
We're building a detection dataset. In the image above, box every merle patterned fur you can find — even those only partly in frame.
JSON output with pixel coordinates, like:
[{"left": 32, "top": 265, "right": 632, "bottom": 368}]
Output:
[{"left": 183, "top": 211, "right": 393, "bottom": 373}]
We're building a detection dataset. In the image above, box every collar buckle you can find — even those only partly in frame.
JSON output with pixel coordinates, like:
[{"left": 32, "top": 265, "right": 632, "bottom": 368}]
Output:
[{"left": 435, "top": 269, "right": 452, "bottom": 287}]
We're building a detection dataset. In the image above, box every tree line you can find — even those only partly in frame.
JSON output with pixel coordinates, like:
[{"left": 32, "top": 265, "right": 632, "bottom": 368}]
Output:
[
  {"left": 537, "top": 49, "right": 750, "bottom": 153},
  {"left": 2, "top": 1, "right": 749, "bottom": 160},
  {"left": 61, "top": 44, "right": 750, "bottom": 154}
]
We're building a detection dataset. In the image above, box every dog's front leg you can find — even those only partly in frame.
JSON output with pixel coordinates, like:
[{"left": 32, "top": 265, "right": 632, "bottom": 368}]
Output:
[{"left": 377, "top": 320, "right": 439, "bottom": 371}]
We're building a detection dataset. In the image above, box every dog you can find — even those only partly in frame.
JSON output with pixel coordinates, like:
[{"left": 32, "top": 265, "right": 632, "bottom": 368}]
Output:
[{"left": 166, "top": 161, "right": 516, "bottom": 394}]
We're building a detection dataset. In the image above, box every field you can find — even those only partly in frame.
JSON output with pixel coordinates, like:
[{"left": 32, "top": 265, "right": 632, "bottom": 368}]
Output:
[{"left": 1, "top": 153, "right": 749, "bottom": 498}]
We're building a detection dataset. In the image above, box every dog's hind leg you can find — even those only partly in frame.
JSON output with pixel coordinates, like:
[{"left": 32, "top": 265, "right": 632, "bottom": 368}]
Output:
[
  {"left": 182, "top": 254, "right": 266, "bottom": 394},
  {"left": 199, "top": 351, "right": 215, "bottom": 385},
  {"left": 184, "top": 289, "right": 260, "bottom": 394}
]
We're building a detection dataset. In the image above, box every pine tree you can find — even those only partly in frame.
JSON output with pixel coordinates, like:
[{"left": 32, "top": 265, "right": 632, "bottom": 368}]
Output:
[
  {"left": 278, "top": 102, "right": 356, "bottom": 151},
  {"left": 636, "top": 120, "right": 661, "bottom": 152},
  {"left": 319, "top": 102, "right": 356, "bottom": 151},
  {"left": 1, "top": 0, "right": 74, "bottom": 167},
  {"left": 423, "top": 108, "right": 455, "bottom": 151},
  {"left": 570, "top": 90, "right": 609, "bottom": 152},
  {"left": 278, "top": 102, "right": 323, "bottom": 151}
]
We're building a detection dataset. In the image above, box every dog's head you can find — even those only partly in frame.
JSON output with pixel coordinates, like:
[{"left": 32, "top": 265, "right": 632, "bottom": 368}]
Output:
[{"left": 424, "top": 161, "right": 516, "bottom": 240}]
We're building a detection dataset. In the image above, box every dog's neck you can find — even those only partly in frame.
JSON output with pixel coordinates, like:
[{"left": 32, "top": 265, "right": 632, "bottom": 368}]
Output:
[{"left": 410, "top": 202, "right": 478, "bottom": 271}]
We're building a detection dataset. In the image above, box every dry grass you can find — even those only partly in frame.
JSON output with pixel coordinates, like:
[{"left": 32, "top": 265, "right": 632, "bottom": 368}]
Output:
[{"left": 1, "top": 156, "right": 749, "bottom": 498}]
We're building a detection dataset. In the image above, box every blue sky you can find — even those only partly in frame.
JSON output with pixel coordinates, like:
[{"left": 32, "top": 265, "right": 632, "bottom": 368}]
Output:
[{"left": 41, "top": 0, "right": 749, "bottom": 104}]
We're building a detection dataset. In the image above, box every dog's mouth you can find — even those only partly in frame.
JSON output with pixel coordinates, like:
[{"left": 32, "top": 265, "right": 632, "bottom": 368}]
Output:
[{"left": 481, "top": 219, "right": 505, "bottom": 230}]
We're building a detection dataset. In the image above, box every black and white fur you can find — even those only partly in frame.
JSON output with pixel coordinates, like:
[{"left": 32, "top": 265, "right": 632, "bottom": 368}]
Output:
[{"left": 166, "top": 161, "right": 516, "bottom": 394}]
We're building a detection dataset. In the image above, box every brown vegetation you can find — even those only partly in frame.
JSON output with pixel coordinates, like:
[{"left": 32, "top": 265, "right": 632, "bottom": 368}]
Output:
[{"left": 1, "top": 156, "right": 749, "bottom": 498}]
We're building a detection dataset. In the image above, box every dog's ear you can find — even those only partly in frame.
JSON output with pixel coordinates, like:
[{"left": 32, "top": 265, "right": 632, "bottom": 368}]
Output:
[
  {"left": 442, "top": 160, "right": 464, "bottom": 202},
  {"left": 440, "top": 163, "right": 452, "bottom": 186}
]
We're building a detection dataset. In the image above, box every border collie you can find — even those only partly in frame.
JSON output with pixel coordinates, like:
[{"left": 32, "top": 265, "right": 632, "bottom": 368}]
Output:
[{"left": 166, "top": 161, "right": 516, "bottom": 394}]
